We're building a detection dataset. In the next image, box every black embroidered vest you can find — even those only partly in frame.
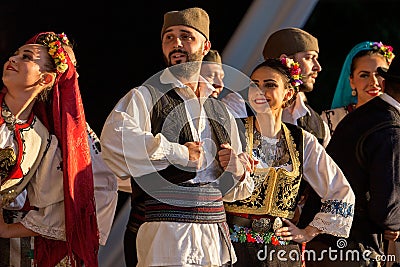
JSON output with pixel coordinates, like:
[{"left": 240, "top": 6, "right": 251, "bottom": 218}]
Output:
[
  {"left": 297, "top": 103, "right": 326, "bottom": 145},
  {"left": 128, "top": 73, "right": 235, "bottom": 227}
]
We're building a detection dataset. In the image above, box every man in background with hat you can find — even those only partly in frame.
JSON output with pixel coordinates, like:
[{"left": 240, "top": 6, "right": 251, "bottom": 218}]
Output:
[
  {"left": 101, "top": 7, "right": 254, "bottom": 267},
  {"left": 263, "top": 27, "right": 329, "bottom": 147},
  {"left": 321, "top": 50, "right": 400, "bottom": 266}
]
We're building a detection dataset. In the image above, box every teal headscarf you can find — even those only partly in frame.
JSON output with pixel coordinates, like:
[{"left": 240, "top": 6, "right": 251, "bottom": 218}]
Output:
[{"left": 331, "top": 41, "right": 376, "bottom": 109}]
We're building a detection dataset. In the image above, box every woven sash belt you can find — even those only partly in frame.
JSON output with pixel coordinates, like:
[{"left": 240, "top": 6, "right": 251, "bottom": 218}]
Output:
[{"left": 145, "top": 183, "right": 226, "bottom": 223}]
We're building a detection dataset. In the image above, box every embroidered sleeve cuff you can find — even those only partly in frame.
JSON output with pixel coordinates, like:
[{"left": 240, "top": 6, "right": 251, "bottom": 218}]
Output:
[
  {"left": 310, "top": 199, "right": 354, "bottom": 238},
  {"left": 21, "top": 213, "right": 66, "bottom": 241},
  {"left": 309, "top": 214, "right": 353, "bottom": 238}
]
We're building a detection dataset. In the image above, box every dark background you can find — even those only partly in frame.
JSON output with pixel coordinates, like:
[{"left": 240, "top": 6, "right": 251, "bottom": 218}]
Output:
[
  {"left": 1, "top": 0, "right": 399, "bottom": 135},
  {"left": 304, "top": 0, "right": 400, "bottom": 114}
]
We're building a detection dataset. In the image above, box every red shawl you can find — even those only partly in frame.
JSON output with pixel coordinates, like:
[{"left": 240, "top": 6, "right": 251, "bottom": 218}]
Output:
[{"left": 27, "top": 32, "right": 99, "bottom": 267}]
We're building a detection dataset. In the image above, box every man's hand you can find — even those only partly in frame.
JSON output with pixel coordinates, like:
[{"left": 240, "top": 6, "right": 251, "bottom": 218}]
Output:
[
  {"left": 384, "top": 230, "right": 400, "bottom": 241},
  {"left": 218, "top": 143, "right": 245, "bottom": 180},
  {"left": 184, "top": 141, "right": 204, "bottom": 169},
  {"left": 238, "top": 152, "right": 259, "bottom": 173}
]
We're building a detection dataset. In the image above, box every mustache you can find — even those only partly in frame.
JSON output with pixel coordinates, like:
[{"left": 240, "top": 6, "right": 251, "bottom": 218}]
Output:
[{"left": 169, "top": 49, "right": 188, "bottom": 58}]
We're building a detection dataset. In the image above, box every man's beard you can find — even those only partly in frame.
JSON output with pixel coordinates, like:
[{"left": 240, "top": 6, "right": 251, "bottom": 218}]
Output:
[
  {"left": 299, "top": 75, "right": 314, "bottom": 93},
  {"left": 170, "top": 61, "right": 203, "bottom": 81},
  {"left": 299, "top": 82, "right": 313, "bottom": 92},
  {"left": 165, "top": 49, "right": 204, "bottom": 81}
]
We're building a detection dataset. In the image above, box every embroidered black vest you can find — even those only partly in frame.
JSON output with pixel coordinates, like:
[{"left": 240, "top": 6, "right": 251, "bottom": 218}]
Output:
[
  {"left": 297, "top": 103, "right": 326, "bottom": 145},
  {"left": 144, "top": 77, "right": 231, "bottom": 184},
  {"left": 128, "top": 73, "right": 236, "bottom": 227}
]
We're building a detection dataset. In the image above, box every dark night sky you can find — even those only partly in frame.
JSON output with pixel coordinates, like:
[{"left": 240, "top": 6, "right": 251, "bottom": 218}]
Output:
[
  {"left": 0, "top": 0, "right": 253, "bottom": 135},
  {"left": 1, "top": 0, "right": 400, "bottom": 134}
]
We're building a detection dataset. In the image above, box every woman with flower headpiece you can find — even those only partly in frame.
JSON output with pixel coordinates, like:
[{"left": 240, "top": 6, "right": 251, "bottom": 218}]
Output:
[
  {"left": 223, "top": 58, "right": 355, "bottom": 267},
  {"left": 321, "top": 41, "right": 395, "bottom": 136},
  {"left": 309, "top": 41, "right": 400, "bottom": 267},
  {"left": 0, "top": 31, "right": 117, "bottom": 267}
]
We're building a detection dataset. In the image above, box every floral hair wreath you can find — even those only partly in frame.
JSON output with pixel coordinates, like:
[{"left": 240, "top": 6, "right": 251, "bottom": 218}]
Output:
[
  {"left": 39, "top": 32, "right": 70, "bottom": 73},
  {"left": 281, "top": 57, "right": 303, "bottom": 90},
  {"left": 370, "top": 41, "right": 395, "bottom": 64}
]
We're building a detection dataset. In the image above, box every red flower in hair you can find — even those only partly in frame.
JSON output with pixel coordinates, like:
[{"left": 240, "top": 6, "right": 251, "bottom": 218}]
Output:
[{"left": 281, "top": 57, "right": 303, "bottom": 90}]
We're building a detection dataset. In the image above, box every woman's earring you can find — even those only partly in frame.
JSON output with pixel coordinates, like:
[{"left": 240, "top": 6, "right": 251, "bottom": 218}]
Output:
[{"left": 351, "top": 89, "right": 357, "bottom": 97}]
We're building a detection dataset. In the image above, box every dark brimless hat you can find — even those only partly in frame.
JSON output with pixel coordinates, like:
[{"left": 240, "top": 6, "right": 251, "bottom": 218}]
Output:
[
  {"left": 263, "top": 27, "right": 319, "bottom": 59},
  {"left": 161, "top": 7, "right": 210, "bottom": 40},
  {"left": 378, "top": 55, "right": 400, "bottom": 82}
]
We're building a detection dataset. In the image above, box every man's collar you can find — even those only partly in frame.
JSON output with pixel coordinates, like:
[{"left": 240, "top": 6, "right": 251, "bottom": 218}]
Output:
[
  {"left": 160, "top": 68, "right": 186, "bottom": 88},
  {"left": 282, "top": 92, "right": 311, "bottom": 123},
  {"left": 159, "top": 67, "right": 215, "bottom": 99}
]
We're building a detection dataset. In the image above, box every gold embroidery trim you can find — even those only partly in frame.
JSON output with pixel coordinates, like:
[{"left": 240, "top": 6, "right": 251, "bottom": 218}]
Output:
[{"left": 0, "top": 146, "right": 17, "bottom": 181}]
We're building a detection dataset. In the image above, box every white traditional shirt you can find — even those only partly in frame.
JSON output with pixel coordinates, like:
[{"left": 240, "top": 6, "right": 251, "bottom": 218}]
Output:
[
  {"left": 0, "top": 118, "right": 117, "bottom": 244},
  {"left": 100, "top": 68, "right": 254, "bottom": 266},
  {"left": 220, "top": 91, "right": 248, "bottom": 119},
  {"left": 381, "top": 93, "right": 400, "bottom": 111},
  {"left": 1, "top": 115, "right": 66, "bottom": 240},
  {"left": 321, "top": 94, "right": 399, "bottom": 140},
  {"left": 86, "top": 123, "right": 118, "bottom": 245}
]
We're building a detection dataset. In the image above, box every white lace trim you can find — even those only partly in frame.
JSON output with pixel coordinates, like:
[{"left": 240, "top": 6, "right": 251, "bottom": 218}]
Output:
[
  {"left": 21, "top": 216, "right": 66, "bottom": 241},
  {"left": 309, "top": 216, "right": 352, "bottom": 238}
]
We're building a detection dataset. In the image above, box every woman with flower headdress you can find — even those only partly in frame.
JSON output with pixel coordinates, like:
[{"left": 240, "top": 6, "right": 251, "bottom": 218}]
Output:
[
  {"left": 310, "top": 41, "right": 400, "bottom": 267},
  {"left": 321, "top": 41, "right": 395, "bottom": 136},
  {"left": 0, "top": 31, "right": 117, "bottom": 267},
  {"left": 223, "top": 58, "right": 355, "bottom": 266}
]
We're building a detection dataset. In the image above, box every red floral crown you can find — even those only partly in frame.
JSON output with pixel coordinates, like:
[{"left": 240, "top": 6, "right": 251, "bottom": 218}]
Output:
[{"left": 38, "top": 32, "right": 71, "bottom": 73}]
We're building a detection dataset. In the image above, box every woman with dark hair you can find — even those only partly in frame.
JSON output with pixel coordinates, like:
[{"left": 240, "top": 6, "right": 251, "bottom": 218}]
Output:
[
  {"left": 0, "top": 32, "right": 117, "bottom": 267},
  {"left": 224, "top": 58, "right": 355, "bottom": 267},
  {"left": 321, "top": 41, "right": 395, "bottom": 136}
]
